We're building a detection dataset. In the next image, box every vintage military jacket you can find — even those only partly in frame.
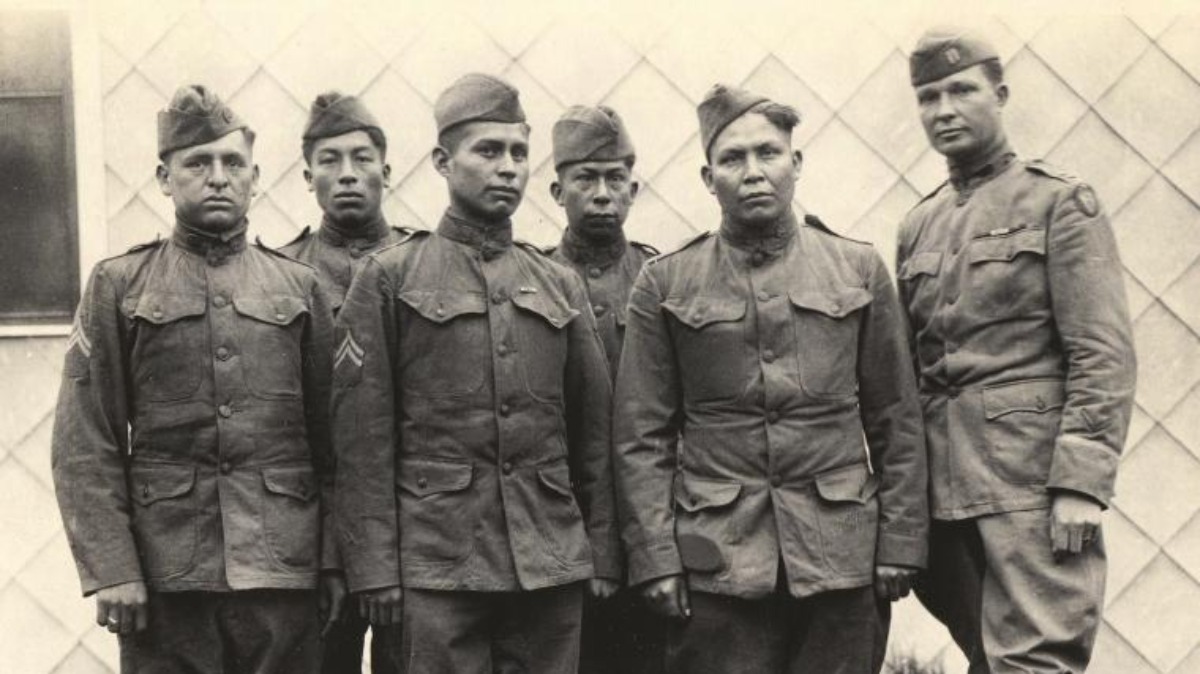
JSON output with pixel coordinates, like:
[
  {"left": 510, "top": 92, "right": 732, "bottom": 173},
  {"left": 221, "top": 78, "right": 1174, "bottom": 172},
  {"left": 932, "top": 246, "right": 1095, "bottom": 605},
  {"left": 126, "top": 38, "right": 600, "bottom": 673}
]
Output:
[
  {"left": 547, "top": 228, "right": 657, "bottom": 380},
  {"left": 51, "top": 220, "right": 335, "bottom": 596},
  {"left": 332, "top": 211, "right": 618, "bottom": 594},
  {"left": 278, "top": 216, "right": 411, "bottom": 313},
  {"left": 896, "top": 151, "right": 1136, "bottom": 521},
  {"left": 614, "top": 213, "right": 928, "bottom": 600}
]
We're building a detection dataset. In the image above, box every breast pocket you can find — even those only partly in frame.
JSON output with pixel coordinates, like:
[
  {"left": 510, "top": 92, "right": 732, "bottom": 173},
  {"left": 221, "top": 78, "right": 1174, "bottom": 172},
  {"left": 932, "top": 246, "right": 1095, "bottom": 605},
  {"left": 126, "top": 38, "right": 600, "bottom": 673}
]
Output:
[
  {"left": 897, "top": 251, "right": 942, "bottom": 328},
  {"left": 965, "top": 227, "right": 1048, "bottom": 318},
  {"left": 511, "top": 291, "right": 578, "bottom": 403},
  {"left": 233, "top": 296, "right": 308, "bottom": 400},
  {"left": 397, "top": 290, "right": 489, "bottom": 399},
  {"left": 789, "top": 287, "right": 872, "bottom": 400},
  {"left": 127, "top": 293, "right": 208, "bottom": 403},
  {"left": 662, "top": 296, "right": 748, "bottom": 403}
]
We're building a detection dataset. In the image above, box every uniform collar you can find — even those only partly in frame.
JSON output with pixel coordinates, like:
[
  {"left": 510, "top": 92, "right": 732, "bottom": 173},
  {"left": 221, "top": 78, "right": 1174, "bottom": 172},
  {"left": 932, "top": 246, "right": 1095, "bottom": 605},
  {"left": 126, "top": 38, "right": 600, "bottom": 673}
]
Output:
[
  {"left": 557, "top": 225, "right": 627, "bottom": 268},
  {"left": 948, "top": 141, "right": 1015, "bottom": 192},
  {"left": 172, "top": 217, "right": 247, "bottom": 264},
  {"left": 437, "top": 210, "right": 513, "bottom": 261},
  {"left": 318, "top": 214, "right": 391, "bottom": 247},
  {"left": 719, "top": 210, "right": 797, "bottom": 265}
]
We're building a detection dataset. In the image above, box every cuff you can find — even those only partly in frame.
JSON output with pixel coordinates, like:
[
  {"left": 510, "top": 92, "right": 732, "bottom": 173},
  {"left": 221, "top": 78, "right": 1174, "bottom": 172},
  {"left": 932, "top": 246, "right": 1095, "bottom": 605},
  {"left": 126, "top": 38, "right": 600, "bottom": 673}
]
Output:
[
  {"left": 875, "top": 527, "right": 927, "bottom": 570},
  {"left": 626, "top": 537, "right": 683, "bottom": 587},
  {"left": 1047, "top": 435, "right": 1120, "bottom": 508}
]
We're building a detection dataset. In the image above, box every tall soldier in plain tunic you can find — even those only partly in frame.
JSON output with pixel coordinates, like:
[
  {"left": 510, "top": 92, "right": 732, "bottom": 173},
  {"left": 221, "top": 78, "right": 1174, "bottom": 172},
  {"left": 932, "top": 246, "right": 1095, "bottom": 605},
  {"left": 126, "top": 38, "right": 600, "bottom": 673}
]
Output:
[
  {"left": 331, "top": 73, "right": 618, "bottom": 674},
  {"left": 51, "top": 85, "right": 338, "bottom": 673},
  {"left": 897, "top": 30, "right": 1137, "bottom": 673},
  {"left": 613, "top": 84, "right": 928, "bottom": 674},
  {"left": 279, "top": 91, "right": 407, "bottom": 674},
  {"left": 545, "top": 104, "right": 664, "bottom": 674}
]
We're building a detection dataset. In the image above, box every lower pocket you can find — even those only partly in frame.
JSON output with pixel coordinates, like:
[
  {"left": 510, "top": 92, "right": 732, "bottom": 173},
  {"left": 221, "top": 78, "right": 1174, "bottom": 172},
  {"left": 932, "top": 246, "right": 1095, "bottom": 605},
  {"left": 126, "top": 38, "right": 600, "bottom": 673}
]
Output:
[
  {"left": 813, "top": 465, "right": 879, "bottom": 578},
  {"left": 129, "top": 464, "right": 198, "bottom": 578},
  {"left": 261, "top": 467, "right": 319, "bottom": 568},
  {"left": 533, "top": 464, "right": 590, "bottom": 565},
  {"left": 673, "top": 475, "right": 743, "bottom": 573},
  {"left": 982, "top": 379, "right": 1064, "bottom": 486},
  {"left": 397, "top": 459, "right": 477, "bottom": 563}
]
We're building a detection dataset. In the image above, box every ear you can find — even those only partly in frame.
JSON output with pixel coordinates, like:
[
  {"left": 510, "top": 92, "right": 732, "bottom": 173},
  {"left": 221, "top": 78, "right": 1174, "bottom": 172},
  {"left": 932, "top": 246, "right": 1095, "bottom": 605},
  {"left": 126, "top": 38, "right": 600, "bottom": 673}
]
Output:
[
  {"left": 995, "top": 82, "right": 1009, "bottom": 107},
  {"left": 303, "top": 167, "right": 314, "bottom": 193},
  {"left": 251, "top": 165, "right": 261, "bottom": 198},
  {"left": 791, "top": 149, "right": 803, "bottom": 182},
  {"left": 700, "top": 165, "right": 716, "bottom": 196},
  {"left": 550, "top": 180, "right": 564, "bottom": 206},
  {"left": 382, "top": 162, "right": 392, "bottom": 189},
  {"left": 629, "top": 179, "right": 640, "bottom": 202},
  {"left": 155, "top": 164, "right": 172, "bottom": 196},
  {"left": 431, "top": 146, "right": 452, "bottom": 177}
]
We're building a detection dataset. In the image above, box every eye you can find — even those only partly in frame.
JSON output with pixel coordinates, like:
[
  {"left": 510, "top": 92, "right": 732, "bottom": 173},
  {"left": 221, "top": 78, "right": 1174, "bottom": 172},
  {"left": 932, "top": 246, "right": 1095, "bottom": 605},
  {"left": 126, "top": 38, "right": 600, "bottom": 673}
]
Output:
[
  {"left": 476, "top": 145, "right": 498, "bottom": 158},
  {"left": 511, "top": 147, "right": 528, "bottom": 162}
]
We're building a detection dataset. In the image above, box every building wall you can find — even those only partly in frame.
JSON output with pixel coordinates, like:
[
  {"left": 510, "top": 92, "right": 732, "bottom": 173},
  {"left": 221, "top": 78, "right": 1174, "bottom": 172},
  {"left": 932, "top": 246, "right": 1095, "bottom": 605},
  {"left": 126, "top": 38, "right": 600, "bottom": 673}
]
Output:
[{"left": 2, "top": 2, "right": 1198, "bottom": 672}]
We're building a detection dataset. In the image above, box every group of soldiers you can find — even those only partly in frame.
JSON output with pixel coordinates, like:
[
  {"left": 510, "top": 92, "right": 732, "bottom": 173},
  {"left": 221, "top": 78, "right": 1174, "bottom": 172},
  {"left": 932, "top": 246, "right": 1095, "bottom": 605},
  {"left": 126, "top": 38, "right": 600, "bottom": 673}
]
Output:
[{"left": 51, "top": 27, "right": 1137, "bottom": 674}]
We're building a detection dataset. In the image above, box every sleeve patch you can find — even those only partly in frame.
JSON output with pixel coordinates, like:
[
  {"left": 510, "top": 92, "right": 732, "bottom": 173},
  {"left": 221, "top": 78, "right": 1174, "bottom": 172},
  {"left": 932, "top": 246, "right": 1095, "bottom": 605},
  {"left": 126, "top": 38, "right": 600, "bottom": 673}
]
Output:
[
  {"left": 333, "top": 330, "right": 364, "bottom": 386},
  {"left": 1074, "top": 184, "right": 1100, "bottom": 218},
  {"left": 64, "top": 311, "right": 92, "bottom": 381}
]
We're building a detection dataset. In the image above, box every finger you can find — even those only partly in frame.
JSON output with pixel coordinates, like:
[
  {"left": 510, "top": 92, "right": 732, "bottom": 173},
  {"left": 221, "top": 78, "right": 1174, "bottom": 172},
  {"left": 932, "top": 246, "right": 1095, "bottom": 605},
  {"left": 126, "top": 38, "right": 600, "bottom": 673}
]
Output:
[
  {"left": 359, "top": 595, "right": 369, "bottom": 621},
  {"left": 874, "top": 576, "right": 889, "bottom": 601},
  {"left": 1068, "top": 525, "right": 1083, "bottom": 555},
  {"left": 116, "top": 603, "right": 133, "bottom": 635},
  {"left": 134, "top": 602, "right": 149, "bottom": 633},
  {"left": 895, "top": 573, "right": 912, "bottom": 599},
  {"left": 95, "top": 599, "right": 108, "bottom": 628},
  {"left": 678, "top": 582, "right": 692, "bottom": 619},
  {"left": 389, "top": 599, "right": 403, "bottom": 626},
  {"left": 1050, "top": 518, "right": 1068, "bottom": 556}
]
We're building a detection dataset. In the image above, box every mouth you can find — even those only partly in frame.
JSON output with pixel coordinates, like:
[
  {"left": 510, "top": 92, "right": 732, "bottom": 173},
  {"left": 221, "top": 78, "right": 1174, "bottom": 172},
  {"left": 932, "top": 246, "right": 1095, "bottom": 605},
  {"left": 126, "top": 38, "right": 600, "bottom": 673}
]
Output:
[
  {"left": 585, "top": 213, "right": 618, "bottom": 223},
  {"left": 487, "top": 187, "right": 520, "bottom": 199},
  {"left": 204, "top": 196, "right": 234, "bottom": 207},
  {"left": 333, "top": 192, "right": 365, "bottom": 203},
  {"left": 935, "top": 128, "right": 966, "bottom": 140},
  {"left": 741, "top": 193, "right": 774, "bottom": 204}
]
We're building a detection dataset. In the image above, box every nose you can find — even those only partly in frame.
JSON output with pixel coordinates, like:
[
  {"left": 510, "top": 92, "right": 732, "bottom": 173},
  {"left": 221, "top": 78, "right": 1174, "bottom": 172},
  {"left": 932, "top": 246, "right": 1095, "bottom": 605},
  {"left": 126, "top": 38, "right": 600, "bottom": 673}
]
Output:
[
  {"left": 496, "top": 151, "right": 517, "bottom": 178},
  {"left": 743, "top": 155, "right": 765, "bottom": 183},
  {"left": 593, "top": 179, "right": 612, "bottom": 204},
  {"left": 337, "top": 156, "right": 357, "bottom": 184},
  {"left": 208, "top": 160, "right": 229, "bottom": 188},
  {"left": 933, "top": 92, "right": 956, "bottom": 121}
]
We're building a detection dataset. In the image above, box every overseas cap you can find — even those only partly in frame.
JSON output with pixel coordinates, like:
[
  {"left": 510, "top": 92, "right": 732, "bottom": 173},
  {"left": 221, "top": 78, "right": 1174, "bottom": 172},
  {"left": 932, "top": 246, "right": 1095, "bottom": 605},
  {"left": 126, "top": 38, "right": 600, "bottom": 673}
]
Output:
[
  {"left": 434, "top": 73, "right": 526, "bottom": 135},
  {"left": 909, "top": 28, "right": 1000, "bottom": 87},
  {"left": 697, "top": 83, "right": 771, "bottom": 157},
  {"left": 157, "top": 84, "right": 250, "bottom": 159},
  {"left": 552, "top": 105, "right": 636, "bottom": 169},
  {"left": 302, "top": 91, "right": 383, "bottom": 143}
]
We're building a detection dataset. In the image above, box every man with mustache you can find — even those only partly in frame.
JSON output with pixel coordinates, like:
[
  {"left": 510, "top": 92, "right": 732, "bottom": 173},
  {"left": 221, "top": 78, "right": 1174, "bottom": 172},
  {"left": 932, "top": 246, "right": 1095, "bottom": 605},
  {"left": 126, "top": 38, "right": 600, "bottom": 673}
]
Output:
[
  {"left": 51, "top": 85, "right": 336, "bottom": 673},
  {"left": 331, "top": 73, "right": 618, "bottom": 673},
  {"left": 613, "top": 84, "right": 927, "bottom": 674},
  {"left": 897, "top": 29, "right": 1136, "bottom": 673},
  {"left": 279, "top": 91, "right": 408, "bottom": 674},
  {"left": 545, "top": 105, "right": 663, "bottom": 674}
]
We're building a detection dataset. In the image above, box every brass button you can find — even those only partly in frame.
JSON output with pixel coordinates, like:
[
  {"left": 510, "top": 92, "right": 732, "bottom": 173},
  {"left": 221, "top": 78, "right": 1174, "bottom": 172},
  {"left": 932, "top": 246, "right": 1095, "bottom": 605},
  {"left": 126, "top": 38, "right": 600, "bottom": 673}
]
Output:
[
  {"left": 1036, "top": 396, "right": 1046, "bottom": 411},
  {"left": 588, "top": 267, "right": 602, "bottom": 279},
  {"left": 592, "top": 304, "right": 606, "bottom": 316},
  {"left": 417, "top": 477, "right": 428, "bottom": 489},
  {"left": 435, "top": 306, "right": 445, "bottom": 317},
  {"left": 502, "top": 461, "right": 513, "bottom": 475},
  {"left": 216, "top": 346, "right": 230, "bottom": 360},
  {"left": 497, "top": 344, "right": 509, "bottom": 356},
  {"left": 770, "top": 474, "right": 783, "bottom": 488},
  {"left": 220, "top": 461, "right": 232, "bottom": 474},
  {"left": 762, "top": 349, "right": 776, "bottom": 363},
  {"left": 750, "top": 251, "right": 766, "bottom": 266},
  {"left": 275, "top": 311, "right": 286, "bottom": 321},
  {"left": 142, "top": 483, "right": 150, "bottom": 497},
  {"left": 767, "top": 410, "right": 780, "bottom": 424},
  {"left": 757, "top": 291, "right": 770, "bottom": 302},
  {"left": 218, "top": 404, "right": 232, "bottom": 418},
  {"left": 492, "top": 292, "right": 506, "bottom": 305},
  {"left": 830, "top": 302, "right": 841, "bottom": 315},
  {"left": 499, "top": 403, "right": 511, "bottom": 417},
  {"left": 213, "top": 295, "right": 227, "bottom": 308},
  {"left": 152, "top": 309, "right": 163, "bottom": 319}
]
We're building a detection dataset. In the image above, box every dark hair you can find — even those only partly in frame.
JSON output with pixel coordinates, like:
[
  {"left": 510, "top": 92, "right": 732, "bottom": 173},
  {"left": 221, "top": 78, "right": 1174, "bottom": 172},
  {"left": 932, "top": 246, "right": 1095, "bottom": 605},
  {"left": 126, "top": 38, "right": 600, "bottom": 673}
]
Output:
[
  {"left": 437, "top": 121, "right": 532, "bottom": 153},
  {"left": 981, "top": 59, "right": 1005, "bottom": 87},
  {"left": 302, "top": 126, "right": 388, "bottom": 165}
]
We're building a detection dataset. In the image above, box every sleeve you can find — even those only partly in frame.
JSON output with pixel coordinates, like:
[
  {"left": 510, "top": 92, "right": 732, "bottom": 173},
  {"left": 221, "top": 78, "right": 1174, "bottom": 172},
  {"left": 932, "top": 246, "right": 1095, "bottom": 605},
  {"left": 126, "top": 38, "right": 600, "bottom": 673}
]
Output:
[
  {"left": 301, "top": 275, "right": 338, "bottom": 571},
  {"left": 612, "top": 266, "right": 685, "bottom": 586},
  {"left": 562, "top": 271, "right": 621, "bottom": 581},
  {"left": 51, "top": 264, "right": 143, "bottom": 595},
  {"left": 1045, "top": 183, "right": 1137, "bottom": 506},
  {"left": 857, "top": 251, "right": 929, "bottom": 569},
  {"left": 893, "top": 222, "right": 921, "bottom": 377},
  {"left": 331, "top": 256, "right": 402, "bottom": 592}
]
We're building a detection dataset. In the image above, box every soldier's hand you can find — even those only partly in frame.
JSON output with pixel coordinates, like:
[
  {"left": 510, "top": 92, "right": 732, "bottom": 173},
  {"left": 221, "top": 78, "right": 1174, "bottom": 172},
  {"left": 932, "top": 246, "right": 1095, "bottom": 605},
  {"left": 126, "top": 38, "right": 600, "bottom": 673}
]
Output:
[
  {"left": 95, "top": 580, "right": 148, "bottom": 635},
  {"left": 640, "top": 574, "right": 690, "bottom": 620},
  {"left": 874, "top": 564, "right": 917, "bottom": 602},
  {"left": 1051, "top": 491, "right": 1103, "bottom": 559},
  {"left": 586, "top": 578, "right": 620, "bottom": 601},
  {"left": 318, "top": 571, "right": 348, "bottom": 639},
  {"left": 358, "top": 585, "right": 403, "bottom": 626}
]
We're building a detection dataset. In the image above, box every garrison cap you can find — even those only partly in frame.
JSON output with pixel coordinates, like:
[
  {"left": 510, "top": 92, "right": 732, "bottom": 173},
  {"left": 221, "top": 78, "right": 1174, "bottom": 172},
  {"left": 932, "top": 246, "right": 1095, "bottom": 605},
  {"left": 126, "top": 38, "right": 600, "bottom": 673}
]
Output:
[
  {"left": 909, "top": 28, "right": 1000, "bottom": 87},
  {"left": 302, "top": 91, "right": 384, "bottom": 143},
  {"left": 697, "top": 83, "right": 770, "bottom": 157},
  {"left": 552, "top": 105, "right": 636, "bottom": 169},
  {"left": 157, "top": 84, "right": 250, "bottom": 159},
  {"left": 434, "top": 73, "right": 526, "bottom": 135}
]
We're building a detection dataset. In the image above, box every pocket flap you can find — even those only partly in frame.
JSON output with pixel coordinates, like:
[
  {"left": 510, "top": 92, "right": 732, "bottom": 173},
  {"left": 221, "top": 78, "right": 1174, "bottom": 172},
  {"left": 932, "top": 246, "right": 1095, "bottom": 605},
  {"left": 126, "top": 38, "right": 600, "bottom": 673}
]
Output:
[
  {"left": 130, "top": 464, "right": 196, "bottom": 506},
  {"left": 814, "top": 464, "right": 878, "bottom": 504},
  {"left": 898, "top": 252, "right": 943, "bottom": 280},
  {"left": 968, "top": 227, "right": 1045, "bottom": 264},
  {"left": 397, "top": 290, "right": 487, "bottom": 324},
  {"left": 397, "top": 459, "right": 474, "bottom": 497},
  {"left": 511, "top": 291, "right": 580, "bottom": 330},
  {"left": 789, "top": 287, "right": 872, "bottom": 319},
  {"left": 262, "top": 467, "right": 316, "bottom": 501},
  {"left": 983, "top": 379, "right": 1065, "bottom": 420},
  {"left": 674, "top": 475, "right": 743, "bottom": 512},
  {"left": 131, "top": 293, "right": 208, "bottom": 324},
  {"left": 537, "top": 464, "right": 574, "bottom": 498},
  {"left": 661, "top": 296, "right": 746, "bottom": 330},
  {"left": 233, "top": 295, "right": 309, "bottom": 326}
]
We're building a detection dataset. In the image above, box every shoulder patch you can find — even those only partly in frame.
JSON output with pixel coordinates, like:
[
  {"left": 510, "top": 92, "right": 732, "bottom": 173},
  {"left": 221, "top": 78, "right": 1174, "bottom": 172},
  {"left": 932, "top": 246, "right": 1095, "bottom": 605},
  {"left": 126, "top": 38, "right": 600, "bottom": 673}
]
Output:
[
  {"left": 631, "top": 240, "right": 660, "bottom": 257},
  {"left": 1073, "top": 183, "right": 1100, "bottom": 217},
  {"left": 280, "top": 225, "right": 312, "bottom": 250},
  {"left": 1024, "top": 159, "right": 1077, "bottom": 184},
  {"left": 803, "top": 214, "right": 869, "bottom": 245},
  {"left": 647, "top": 231, "right": 713, "bottom": 265}
]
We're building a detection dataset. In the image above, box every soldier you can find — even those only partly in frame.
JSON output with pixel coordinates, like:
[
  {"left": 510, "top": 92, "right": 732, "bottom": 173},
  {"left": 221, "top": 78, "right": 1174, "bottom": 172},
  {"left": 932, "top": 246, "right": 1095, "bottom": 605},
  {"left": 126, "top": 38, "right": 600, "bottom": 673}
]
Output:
[
  {"left": 331, "top": 73, "right": 618, "bottom": 674},
  {"left": 51, "top": 85, "right": 338, "bottom": 673},
  {"left": 544, "top": 104, "right": 664, "bottom": 674},
  {"left": 897, "top": 29, "right": 1137, "bottom": 673},
  {"left": 279, "top": 92, "right": 408, "bottom": 674},
  {"left": 613, "top": 84, "right": 928, "bottom": 674}
]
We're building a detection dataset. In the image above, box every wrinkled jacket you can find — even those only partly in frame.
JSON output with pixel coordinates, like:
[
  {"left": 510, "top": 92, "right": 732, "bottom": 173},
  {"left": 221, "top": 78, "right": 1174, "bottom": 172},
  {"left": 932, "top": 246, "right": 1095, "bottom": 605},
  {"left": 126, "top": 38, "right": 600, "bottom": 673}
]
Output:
[
  {"left": 548, "top": 235, "right": 658, "bottom": 380},
  {"left": 51, "top": 223, "right": 335, "bottom": 596},
  {"left": 332, "top": 212, "right": 617, "bottom": 594},
  {"left": 896, "top": 156, "right": 1137, "bottom": 520},
  {"left": 614, "top": 214, "right": 927, "bottom": 600},
  {"left": 278, "top": 217, "right": 411, "bottom": 313}
]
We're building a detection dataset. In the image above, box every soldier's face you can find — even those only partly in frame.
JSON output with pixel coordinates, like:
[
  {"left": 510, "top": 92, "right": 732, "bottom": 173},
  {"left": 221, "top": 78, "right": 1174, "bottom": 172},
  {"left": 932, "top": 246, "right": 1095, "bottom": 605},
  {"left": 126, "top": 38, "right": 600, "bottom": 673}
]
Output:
[
  {"left": 702, "top": 113, "right": 801, "bottom": 227},
  {"left": 552, "top": 160, "right": 639, "bottom": 238},
  {"left": 916, "top": 64, "right": 1008, "bottom": 160},
  {"left": 305, "top": 130, "right": 391, "bottom": 227},
  {"left": 157, "top": 131, "right": 258, "bottom": 232},
  {"left": 437, "top": 122, "right": 530, "bottom": 222}
]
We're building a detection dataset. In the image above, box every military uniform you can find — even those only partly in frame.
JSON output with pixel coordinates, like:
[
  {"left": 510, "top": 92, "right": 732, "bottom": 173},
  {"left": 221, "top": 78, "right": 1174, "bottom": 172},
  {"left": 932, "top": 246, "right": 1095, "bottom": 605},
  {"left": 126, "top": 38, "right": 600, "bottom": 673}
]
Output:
[
  {"left": 332, "top": 74, "right": 617, "bottom": 674},
  {"left": 898, "top": 32, "right": 1137, "bottom": 674},
  {"left": 280, "top": 220, "right": 411, "bottom": 314}
]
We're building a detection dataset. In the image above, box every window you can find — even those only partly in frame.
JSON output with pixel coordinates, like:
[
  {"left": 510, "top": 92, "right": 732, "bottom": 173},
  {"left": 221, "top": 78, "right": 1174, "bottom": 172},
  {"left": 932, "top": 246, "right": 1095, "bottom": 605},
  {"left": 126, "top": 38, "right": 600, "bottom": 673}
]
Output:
[{"left": 0, "top": 11, "right": 77, "bottom": 327}]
